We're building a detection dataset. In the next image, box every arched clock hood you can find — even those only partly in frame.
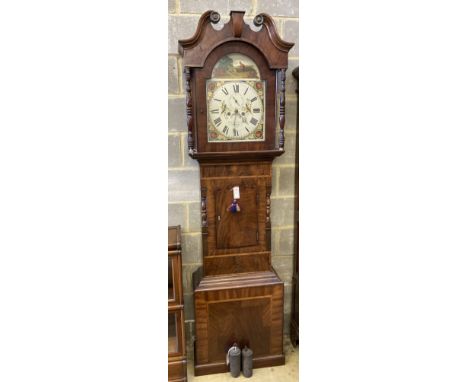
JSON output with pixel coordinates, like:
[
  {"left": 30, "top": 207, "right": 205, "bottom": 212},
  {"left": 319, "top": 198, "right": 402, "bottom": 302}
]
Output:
[{"left": 178, "top": 11, "right": 294, "bottom": 162}]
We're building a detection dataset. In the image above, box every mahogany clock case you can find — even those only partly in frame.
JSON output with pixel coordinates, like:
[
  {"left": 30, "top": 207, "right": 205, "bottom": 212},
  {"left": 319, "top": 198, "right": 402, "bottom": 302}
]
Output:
[{"left": 178, "top": 10, "right": 294, "bottom": 377}]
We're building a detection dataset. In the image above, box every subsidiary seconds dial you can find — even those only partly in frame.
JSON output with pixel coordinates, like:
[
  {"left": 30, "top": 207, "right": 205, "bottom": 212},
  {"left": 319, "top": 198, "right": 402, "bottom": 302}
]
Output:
[{"left": 208, "top": 81, "right": 264, "bottom": 141}]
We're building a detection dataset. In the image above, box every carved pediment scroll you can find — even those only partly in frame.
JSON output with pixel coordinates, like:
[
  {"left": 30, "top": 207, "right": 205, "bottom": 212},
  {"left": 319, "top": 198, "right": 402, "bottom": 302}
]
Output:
[{"left": 178, "top": 10, "right": 294, "bottom": 69}]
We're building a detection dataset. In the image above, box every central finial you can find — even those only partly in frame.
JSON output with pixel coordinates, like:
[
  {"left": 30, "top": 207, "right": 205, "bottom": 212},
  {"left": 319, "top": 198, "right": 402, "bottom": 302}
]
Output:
[{"left": 229, "top": 11, "right": 245, "bottom": 37}]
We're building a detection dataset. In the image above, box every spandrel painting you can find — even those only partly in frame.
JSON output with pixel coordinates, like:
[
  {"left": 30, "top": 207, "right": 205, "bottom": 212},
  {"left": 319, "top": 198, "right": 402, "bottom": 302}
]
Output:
[{"left": 212, "top": 53, "right": 260, "bottom": 79}]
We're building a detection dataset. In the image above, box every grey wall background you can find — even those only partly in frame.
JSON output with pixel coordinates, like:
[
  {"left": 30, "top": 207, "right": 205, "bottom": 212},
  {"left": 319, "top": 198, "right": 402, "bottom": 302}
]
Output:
[{"left": 168, "top": 0, "right": 298, "bottom": 357}]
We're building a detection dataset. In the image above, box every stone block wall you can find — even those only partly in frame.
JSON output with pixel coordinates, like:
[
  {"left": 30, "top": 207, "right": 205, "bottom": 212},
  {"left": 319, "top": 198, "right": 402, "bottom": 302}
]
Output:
[{"left": 168, "top": 0, "right": 299, "bottom": 357}]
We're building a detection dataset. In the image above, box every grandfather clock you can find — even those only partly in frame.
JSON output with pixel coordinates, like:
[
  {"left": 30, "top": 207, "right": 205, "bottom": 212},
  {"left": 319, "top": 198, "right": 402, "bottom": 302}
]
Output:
[{"left": 178, "top": 10, "right": 294, "bottom": 376}]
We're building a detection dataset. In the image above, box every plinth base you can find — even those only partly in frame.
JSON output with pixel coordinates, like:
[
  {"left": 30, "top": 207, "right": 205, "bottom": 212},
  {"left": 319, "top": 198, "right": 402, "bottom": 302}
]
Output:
[{"left": 192, "top": 269, "right": 285, "bottom": 376}]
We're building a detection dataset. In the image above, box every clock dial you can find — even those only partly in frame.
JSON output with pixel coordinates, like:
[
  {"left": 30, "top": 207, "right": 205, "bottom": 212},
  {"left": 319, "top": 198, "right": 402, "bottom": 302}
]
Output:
[{"left": 206, "top": 80, "right": 265, "bottom": 142}]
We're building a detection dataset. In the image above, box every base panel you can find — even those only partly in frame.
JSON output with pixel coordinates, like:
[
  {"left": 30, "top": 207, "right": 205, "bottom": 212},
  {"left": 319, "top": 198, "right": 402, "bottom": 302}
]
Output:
[{"left": 193, "top": 269, "right": 285, "bottom": 376}]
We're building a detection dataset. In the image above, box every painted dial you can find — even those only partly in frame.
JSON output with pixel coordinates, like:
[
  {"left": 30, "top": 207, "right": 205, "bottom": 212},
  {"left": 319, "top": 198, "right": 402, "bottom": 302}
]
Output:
[{"left": 208, "top": 81, "right": 264, "bottom": 140}]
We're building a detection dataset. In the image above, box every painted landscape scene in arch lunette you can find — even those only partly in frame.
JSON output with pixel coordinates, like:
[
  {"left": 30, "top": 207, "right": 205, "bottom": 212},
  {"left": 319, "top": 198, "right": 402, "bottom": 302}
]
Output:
[{"left": 212, "top": 53, "right": 260, "bottom": 79}]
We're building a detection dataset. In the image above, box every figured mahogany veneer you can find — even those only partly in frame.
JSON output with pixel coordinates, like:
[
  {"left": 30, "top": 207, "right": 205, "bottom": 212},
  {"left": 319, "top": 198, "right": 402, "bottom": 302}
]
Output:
[
  {"left": 200, "top": 161, "right": 272, "bottom": 276},
  {"left": 192, "top": 270, "right": 284, "bottom": 376}
]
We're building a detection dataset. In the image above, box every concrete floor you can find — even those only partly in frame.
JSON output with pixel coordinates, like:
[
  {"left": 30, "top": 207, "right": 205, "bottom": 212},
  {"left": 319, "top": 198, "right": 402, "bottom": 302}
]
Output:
[{"left": 187, "top": 338, "right": 298, "bottom": 381}]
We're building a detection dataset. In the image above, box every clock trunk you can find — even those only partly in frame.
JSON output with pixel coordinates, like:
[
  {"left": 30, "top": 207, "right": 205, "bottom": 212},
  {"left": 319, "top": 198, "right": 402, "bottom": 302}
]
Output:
[{"left": 200, "top": 161, "right": 272, "bottom": 276}]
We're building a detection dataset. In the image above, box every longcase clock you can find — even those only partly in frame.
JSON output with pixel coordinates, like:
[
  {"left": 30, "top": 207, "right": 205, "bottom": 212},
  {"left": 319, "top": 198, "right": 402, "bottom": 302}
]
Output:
[{"left": 178, "top": 10, "right": 294, "bottom": 376}]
